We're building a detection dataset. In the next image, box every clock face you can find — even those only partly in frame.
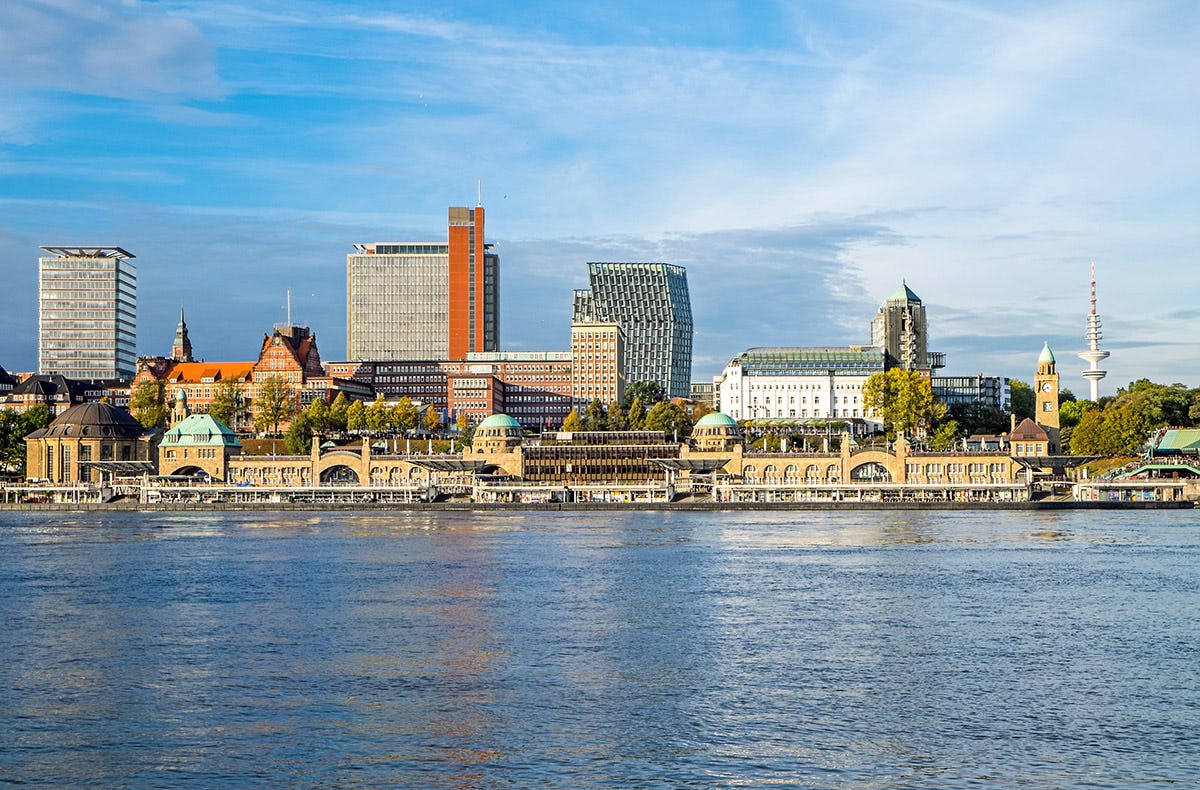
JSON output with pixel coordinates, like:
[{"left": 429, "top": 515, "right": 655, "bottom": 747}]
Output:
[{"left": 1041, "top": 383, "right": 1053, "bottom": 392}]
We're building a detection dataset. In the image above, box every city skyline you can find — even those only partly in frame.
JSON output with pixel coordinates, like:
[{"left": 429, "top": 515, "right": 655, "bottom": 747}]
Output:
[{"left": 1, "top": 1, "right": 1197, "bottom": 391}]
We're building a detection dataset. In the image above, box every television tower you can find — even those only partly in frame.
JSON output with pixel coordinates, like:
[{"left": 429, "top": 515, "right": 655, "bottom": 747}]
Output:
[{"left": 1077, "top": 259, "right": 1109, "bottom": 401}]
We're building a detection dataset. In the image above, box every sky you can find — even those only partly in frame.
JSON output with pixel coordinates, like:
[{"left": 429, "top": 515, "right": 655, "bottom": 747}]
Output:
[{"left": 1, "top": 0, "right": 1197, "bottom": 395}]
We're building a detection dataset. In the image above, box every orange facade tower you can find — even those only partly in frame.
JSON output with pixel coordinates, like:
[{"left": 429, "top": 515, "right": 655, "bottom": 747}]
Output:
[
  {"left": 447, "top": 205, "right": 498, "bottom": 359},
  {"left": 347, "top": 204, "right": 499, "bottom": 361}
]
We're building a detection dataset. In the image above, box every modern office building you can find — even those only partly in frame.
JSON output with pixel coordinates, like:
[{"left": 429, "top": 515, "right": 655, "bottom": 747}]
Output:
[
  {"left": 346, "top": 205, "right": 499, "bottom": 361},
  {"left": 571, "top": 321, "right": 625, "bottom": 407},
  {"left": 38, "top": 246, "right": 137, "bottom": 380},
  {"left": 572, "top": 262, "right": 692, "bottom": 399},
  {"left": 931, "top": 375, "right": 1010, "bottom": 411},
  {"left": 870, "top": 281, "right": 945, "bottom": 372}
]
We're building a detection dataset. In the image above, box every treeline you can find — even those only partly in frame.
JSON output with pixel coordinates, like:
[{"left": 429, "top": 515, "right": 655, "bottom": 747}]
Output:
[
  {"left": 561, "top": 381, "right": 707, "bottom": 437},
  {"left": 1048, "top": 379, "right": 1200, "bottom": 457},
  {"left": 866, "top": 370, "right": 1195, "bottom": 457}
]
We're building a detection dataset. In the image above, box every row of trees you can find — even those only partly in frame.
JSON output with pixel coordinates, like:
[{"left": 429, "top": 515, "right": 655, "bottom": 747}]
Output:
[
  {"left": 285, "top": 394, "right": 443, "bottom": 453},
  {"left": 560, "top": 381, "right": 708, "bottom": 438}
]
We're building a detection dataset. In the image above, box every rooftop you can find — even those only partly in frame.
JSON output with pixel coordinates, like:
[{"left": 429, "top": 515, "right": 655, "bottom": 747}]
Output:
[{"left": 40, "top": 246, "right": 135, "bottom": 260}]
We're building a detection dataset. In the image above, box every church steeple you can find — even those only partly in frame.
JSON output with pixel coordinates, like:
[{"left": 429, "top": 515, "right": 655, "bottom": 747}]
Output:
[{"left": 172, "top": 306, "right": 193, "bottom": 362}]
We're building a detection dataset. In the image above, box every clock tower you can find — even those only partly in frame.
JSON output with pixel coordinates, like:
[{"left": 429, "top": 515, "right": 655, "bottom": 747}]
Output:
[{"left": 1034, "top": 342, "right": 1061, "bottom": 453}]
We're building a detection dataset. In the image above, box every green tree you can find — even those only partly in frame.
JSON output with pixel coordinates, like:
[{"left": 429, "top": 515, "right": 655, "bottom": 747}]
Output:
[
  {"left": 130, "top": 380, "right": 168, "bottom": 429},
  {"left": 863, "top": 369, "right": 937, "bottom": 438},
  {"left": 929, "top": 419, "right": 961, "bottom": 451},
  {"left": 423, "top": 405, "right": 442, "bottom": 434},
  {"left": 626, "top": 396, "right": 646, "bottom": 430},
  {"left": 455, "top": 412, "right": 470, "bottom": 434},
  {"left": 0, "top": 406, "right": 54, "bottom": 476},
  {"left": 561, "top": 408, "right": 582, "bottom": 432},
  {"left": 328, "top": 392, "right": 350, "bottom": 431},
  {"left": 209, "top": 378, "right": 247, "bottom": 429},
  {"left": 253, "top": 375, "right": 296, "bottom": 436},
  {"left": 946, "top": 402, "right": 1008, "bottom": 437},
  {"left": 606, "top": 401, "right": 629, "bottom": 430},
  {"left": 390, "top": 397, "right": 418, "bottom": 433},
  {"left": 284, "top": 412, "right": 314, "bottom": 454},
  {"left": 1009, "top": 380, "right": 1034, "bottom": 421},
  {"left": 691, "top": 400, "right": 714, "bottom": 421},
  {"left": 582, "top": 398, "right": 607, "bottom": 431},
  {"left": 306, "top": 396, "right": 331, "bottom": 433},
  {"left": 1069, "top": 408, "right": 1106, "bottom": 456},
  {"left": 346, "top": 399, "right": 366, "bottom": 432},
  {"left": 365, "top": 396, "right": 389, "bottom": 434},
  {"left": 623, "top": 381, "right": 664, "bottom": 408}
]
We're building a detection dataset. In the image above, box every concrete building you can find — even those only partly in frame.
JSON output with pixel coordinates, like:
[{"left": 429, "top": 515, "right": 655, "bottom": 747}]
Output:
[
  {"left": 571, "top": 321, "right": 625, "bottom": 407},
  {"left": 870, "top": 281, "right": 945, "bottom": 372},
  {"left": 572, "top": 262, "right": 692, "bottom": 399},
  {"left": 346, "top": 205, "right": 499, "bottom": 361},
  {"left": 38, "top": 246, "right": 137, "bottom": 380},
  {"left": 713, "top": 347, "right": 885, "bottom": 434}
]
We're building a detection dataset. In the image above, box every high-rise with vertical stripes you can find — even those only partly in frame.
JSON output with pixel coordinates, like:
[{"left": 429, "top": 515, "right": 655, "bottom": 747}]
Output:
[
  {"left": 37, "top": 246, "right": 137, "bottom": 380},
  {"left": 572, "top": 262, "right": 692, "bottom": 399},
  {"left": 346, "top": 205, "right": 499, "bottom": 361}
]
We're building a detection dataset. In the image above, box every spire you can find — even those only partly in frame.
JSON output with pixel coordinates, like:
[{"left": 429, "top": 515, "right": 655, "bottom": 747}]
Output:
[
  {"left": 173, "top": 305, "right": 193, "bottom": 363},
  {"left": 1077, "top": 258, "right": 1110, "bottom": 401}
]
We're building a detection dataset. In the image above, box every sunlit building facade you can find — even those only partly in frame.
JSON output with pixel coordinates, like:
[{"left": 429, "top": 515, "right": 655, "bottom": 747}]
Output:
[
  {"left": 347, "top": 206, "right": 499, "bottom": 361},
  {"left": 572, "top": 262, "right": 692, "bottom": 399},
  {"left": 38, "top": 246, "right": 137, "bottom": 380}
]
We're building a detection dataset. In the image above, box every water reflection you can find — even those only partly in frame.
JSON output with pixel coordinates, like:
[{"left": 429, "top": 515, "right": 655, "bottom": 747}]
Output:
[{"left": 1, "top": 509, "right": 1198, "bottom": 785}]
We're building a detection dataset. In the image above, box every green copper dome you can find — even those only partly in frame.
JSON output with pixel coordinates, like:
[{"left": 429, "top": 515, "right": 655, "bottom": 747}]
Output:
[
  {"left": 695, "top": 412, "right": 739, "bottom": 428},
  {"left": 1039, "top": 342, "right": 1056, "bottom": 364},
  {"left": 477, "top": 413, "right": 522, "bottom": 430}
]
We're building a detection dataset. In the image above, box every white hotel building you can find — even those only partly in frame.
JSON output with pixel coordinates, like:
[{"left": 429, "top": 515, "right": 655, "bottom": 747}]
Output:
[{"left": 714, "top": 347, "right": 885, "bottom": 435}]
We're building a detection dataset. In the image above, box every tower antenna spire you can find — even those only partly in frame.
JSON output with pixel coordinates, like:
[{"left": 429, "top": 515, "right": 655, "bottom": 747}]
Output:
[
  {"left": 287, "top": 289, "right": 292, "bottom": 326},
  {"left": 1077, "top": 258, "right": 1110, "bottom": 401},
  {"left": 477, "top": 179, "right": 482, "bottom": 207}
]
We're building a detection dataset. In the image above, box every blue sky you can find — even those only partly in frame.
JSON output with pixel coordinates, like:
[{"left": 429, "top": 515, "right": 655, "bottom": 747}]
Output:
[{"left": 1, "top": 0, "right": 1197, "bottom": 394}]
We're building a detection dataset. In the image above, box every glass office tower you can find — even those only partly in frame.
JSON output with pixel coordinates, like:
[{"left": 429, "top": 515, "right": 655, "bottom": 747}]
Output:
[
  {"left": 38, "top": 246, "right": 137, "bottom": 380},
  {"left": 572, "top": 262, "right": 693, "bottom": 399}
]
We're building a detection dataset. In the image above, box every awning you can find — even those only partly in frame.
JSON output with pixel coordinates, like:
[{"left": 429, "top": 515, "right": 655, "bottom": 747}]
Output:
[
  {"left": 649, "top": 457, "right": 732, "bottom": 473},
  {"left": 406, "top": 458, "right": 490, "bottom": 473},
  {"left": 78, "top": 460, "right": 157, "bottom": 475}
]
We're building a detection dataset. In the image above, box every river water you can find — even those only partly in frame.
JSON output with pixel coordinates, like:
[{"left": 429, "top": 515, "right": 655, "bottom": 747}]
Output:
[{"left": 1, "top": 509, "right": 1197, "bottom": 787}]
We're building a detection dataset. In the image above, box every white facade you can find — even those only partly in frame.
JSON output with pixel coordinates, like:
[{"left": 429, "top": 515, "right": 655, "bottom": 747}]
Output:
[
  {"left": 713, "top": 347, "right": 884, "bottom": 430},
  {"left": 38, "top": 246, "right": 136, "bottom": 380}
]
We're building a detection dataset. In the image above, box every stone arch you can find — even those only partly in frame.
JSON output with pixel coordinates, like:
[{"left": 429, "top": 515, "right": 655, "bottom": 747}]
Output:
[
  {"left": 805, "top": 463, "right": 820, "bottom": 482},
  {"left": 743, "top": 464, "right": 758, "bottom": 482},
  {"left": 165, "top": 465, "right": 207, "bottom": 478},
  {"left": 850, "top": 462, "right": 891, "bottom": 482},
  {"left": 321, "top": 464, "right": 359, "bottom": 485},
  {"left": 763, "top": 464, "right": 779, "bottom": 482},
  {"left": 783, "top": 464, "right": 798, "bottom": 482},
  {"left": 826, "top": 463, "right": 841, "bottom": 483}
]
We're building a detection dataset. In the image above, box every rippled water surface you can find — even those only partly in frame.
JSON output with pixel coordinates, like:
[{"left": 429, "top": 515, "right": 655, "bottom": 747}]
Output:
[{"left": 2, "top": 509, "right": 1198, "bottom": 787}]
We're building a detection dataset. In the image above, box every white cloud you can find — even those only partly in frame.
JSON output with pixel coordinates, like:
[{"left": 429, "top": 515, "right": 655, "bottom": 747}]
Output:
[{"left": 0, "top": 0, "right": 221, "bottom": 99}]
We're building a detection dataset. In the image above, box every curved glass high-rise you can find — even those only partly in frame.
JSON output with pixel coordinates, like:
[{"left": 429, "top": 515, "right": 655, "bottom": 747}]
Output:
[{"left": 572, "top": 262, "right": 692, "bottom": 399}]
